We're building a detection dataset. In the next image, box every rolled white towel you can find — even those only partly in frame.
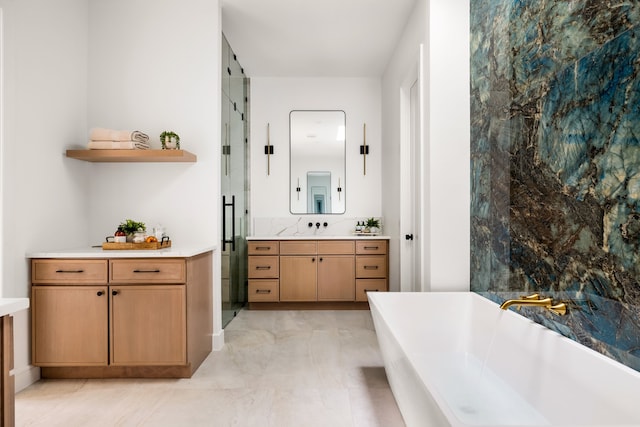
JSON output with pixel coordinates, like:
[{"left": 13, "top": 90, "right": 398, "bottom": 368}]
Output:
[
  {"left": 90, "top": 128, "right": 149, "bottom": 143},
  {"left": 87, "top": 140, "right": 150, "bottom": 150}
]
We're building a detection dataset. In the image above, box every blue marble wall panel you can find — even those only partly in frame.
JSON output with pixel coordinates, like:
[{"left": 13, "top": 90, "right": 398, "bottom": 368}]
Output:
[{"left": 471, "top": 1, "right": 640, "bottom": 371}]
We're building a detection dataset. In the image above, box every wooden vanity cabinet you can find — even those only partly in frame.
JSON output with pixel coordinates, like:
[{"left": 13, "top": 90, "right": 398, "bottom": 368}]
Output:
[
  {"left": 31, "top": 252, "right": 212, "bottom": 378},
  {"left": 248, "top": 239, "right": 385, "bottom": 308}
]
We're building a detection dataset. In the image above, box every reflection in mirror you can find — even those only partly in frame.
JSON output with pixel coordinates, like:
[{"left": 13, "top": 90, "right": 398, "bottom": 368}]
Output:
[
  {"left": 290, "top": 111, "right": 346, "bottom": 214},
  {"left": 308, "top": 172, "right": 331, "bottom": 213}
]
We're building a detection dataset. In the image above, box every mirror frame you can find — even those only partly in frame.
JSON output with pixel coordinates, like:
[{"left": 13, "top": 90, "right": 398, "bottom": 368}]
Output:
[{"left": 289, "top": 110, "right": 346, "bottom": 215}]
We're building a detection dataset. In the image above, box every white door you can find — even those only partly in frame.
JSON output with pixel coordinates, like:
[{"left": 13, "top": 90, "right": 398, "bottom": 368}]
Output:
[
  {"left": 400, "top": 64, "right": 424, "bottom": 291},
  {"left": 400, "top": 44, "right": 426, "bottom": 293}
]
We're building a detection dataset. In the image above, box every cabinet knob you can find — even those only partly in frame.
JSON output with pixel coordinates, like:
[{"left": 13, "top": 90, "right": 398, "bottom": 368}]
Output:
[
  {"left": 112, "top": 290, "right": 119, "bottom": 296},
  {"left": 319, "top": 257, "right": 323, "bottom": 262},
  {"left": 97, "top": 291, "right": 104, "bottom": 296},
  {"left": 311, "top": 257, "right": 316, "bottom": 262}
]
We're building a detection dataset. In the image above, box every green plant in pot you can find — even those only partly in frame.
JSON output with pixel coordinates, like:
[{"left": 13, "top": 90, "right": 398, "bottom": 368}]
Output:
[
  {"left": 365, "top": 217, "right": 381, "bottom": 233},
  {"left": 119, "top": 219, "right": 146, "bottom": 242},
  {"left": 160, "top": 131, "right": 180, "bottom": 149}
]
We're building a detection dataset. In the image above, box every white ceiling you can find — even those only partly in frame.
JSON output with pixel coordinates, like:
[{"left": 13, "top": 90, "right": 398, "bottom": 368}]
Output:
[{"left": 221, "top": 0, "right": 418, "bottom": 77}]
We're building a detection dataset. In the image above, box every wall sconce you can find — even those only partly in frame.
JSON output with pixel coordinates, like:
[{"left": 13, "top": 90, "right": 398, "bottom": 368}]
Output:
[
  {"left": 296, "top": 178, "right": 301, "bottom": 200},
  {"left": 360, "top": 123, "right": 368, "bottom": 175},
  {"left": 265, "top": 123, "right": 274, "bottom": 175},
  {"left": 337, "top": 178, "right": 342, "bottom": 200}
]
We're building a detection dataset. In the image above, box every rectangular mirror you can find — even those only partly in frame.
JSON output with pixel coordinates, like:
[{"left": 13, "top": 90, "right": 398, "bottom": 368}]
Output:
[{"left": 290, "top": 110, "right": 346, "bottom": 214}]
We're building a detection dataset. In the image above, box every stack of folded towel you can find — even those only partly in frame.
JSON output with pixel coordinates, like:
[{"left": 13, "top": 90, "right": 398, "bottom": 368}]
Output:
[{"left": 87, "top": 128, "right": 150, "bottom": 150}]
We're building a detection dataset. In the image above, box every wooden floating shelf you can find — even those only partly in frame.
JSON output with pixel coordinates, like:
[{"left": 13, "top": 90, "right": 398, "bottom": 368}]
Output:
[{"left": 66, "top": 149, "right": 197, "bottom": 163}]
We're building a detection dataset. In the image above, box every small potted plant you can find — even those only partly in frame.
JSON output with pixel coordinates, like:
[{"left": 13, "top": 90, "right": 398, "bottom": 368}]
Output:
[
  {"left": 160, "top": 131, "right": 180, "bottom": 149},
  {"left": 119, "top": 219, "right": 146, "bottom": 242},
  {"left": 365, "top": 217, "right": 381, "bottom": 234}
]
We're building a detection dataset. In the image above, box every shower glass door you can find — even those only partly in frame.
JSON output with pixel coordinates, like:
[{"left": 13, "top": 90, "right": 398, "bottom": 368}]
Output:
[{"left": 221, "top": 34, "right": 249, "bottom": 328}]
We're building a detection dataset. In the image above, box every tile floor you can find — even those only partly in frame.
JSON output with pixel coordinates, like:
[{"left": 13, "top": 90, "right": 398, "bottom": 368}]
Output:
[{"left": 15, "top": 309, "right": 405, "bottom": 426}]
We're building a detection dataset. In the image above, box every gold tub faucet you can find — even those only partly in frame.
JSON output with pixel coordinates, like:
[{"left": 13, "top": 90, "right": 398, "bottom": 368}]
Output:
[{"left": 499, "top": 294, "right": 567, "bottom": 316}]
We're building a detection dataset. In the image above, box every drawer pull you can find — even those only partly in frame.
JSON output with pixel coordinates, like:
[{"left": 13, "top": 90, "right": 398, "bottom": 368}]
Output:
[
  {"left": 255, "top": 266, "right": 271, "bottom": 270},
  {"left": 112, "top": 290, "right": 119, "bottom": 296},
  {"left": 364, "top": 246, "right": 379, "bottom": 250},
  {"left": 364, "top": 265, "right": 379, "bottom": 270},
  {"left": 255, "top": 246, "right": 272, "bottom": 251},
  {"left": 97, "top": 291, "right": 104, "bottom": 296},
  {"left": 365, "top": 289, "right": 380, "bottom": 292},
  {"left": 55, "top": 269, "right": 84, "bottom": 273},
  {"left": 133, "top": 269, "right": 161, "bottom": 273},
  {"left": 256, "top": 289, "right": 271, "bottom": 294}
]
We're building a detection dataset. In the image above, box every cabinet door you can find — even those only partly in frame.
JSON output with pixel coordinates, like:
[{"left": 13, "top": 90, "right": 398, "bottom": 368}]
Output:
[
  {"left": 32, "top": 286, "right": 108, "bottom": 366},
  {"left": 110, "top": 285, "right": 186, "bottom": 366},
  {"left": 317, "top": 255, "right": 355, "bottom": 301},
  {"left": 280, "top": 256, "right": 317, "bottom": 301}
]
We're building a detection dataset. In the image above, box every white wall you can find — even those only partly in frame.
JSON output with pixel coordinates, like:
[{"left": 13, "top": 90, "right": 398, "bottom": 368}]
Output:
[
  {"left": 427, "top": 0, "right": 469, "bottom": 291},
  {"left": 0, "top": 0, "right": 90, "bottom": 390},
  {"left": 87, "top": 0, "right": 220, "bottom": 247},
  {"left": 250, "top": 78, "right": 382, "bottom": 223},
  {"left": 381, "top": 0, "right": 470, "bottom": 292}
]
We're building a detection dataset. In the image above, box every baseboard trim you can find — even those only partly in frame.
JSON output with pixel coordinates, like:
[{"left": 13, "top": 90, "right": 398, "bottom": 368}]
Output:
[
  {"left": 213, "top": 329, "right": 224, "bottom": 351},
  {"left": 13, "top": 365, "right": 40, "bottom": 393}
]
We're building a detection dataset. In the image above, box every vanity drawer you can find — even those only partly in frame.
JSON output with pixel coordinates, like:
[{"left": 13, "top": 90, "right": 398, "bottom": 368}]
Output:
[
  {"left": 356, "top": 256, "right": 387, "bottom": 278},
  {"left": 356, "top": 279, "right": 387, "bottom": 302},
  {"left": 248, "top": 256, "right": 279, "bottom": 278},
  {"left": 109, "top": 259, "right": 186, "bottom": 284},
  {"left": 317, "top": 240, "right": 354, "bottom": 255},
  {"left": 32, "top": 259, "right": 108, "bottom": 284},
  {"left": 356, "top": 240, "right": 387, "bottom": 255},
  {"left": 248, "top": 241, "right": 279, "bottom": 255},
  {"left": 248, "top": 280, "right": 280, "bottom": 302},
  {"left": 280, "top": 241, "right": 317, "bottom": 255}
]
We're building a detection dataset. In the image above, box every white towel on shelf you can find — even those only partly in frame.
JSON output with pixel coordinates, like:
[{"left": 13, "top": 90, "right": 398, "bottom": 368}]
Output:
[
  {"left": 89, "top": 128, "right": 149, "bottom": 143},
  {"left": 87, "top": 140, "right": 150, "bottom": 150}
]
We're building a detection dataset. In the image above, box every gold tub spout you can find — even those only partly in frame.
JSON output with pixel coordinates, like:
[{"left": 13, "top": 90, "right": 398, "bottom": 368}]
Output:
[
  {"left": 499, "top": 296, "right": 568, "bottom": 316},
  {"left": 499, "top": 297, "right": 553, "bottom": 310}
]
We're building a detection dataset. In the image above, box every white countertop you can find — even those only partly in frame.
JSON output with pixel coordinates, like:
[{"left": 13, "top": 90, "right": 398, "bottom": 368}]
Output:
[
  {"left": 27, "top": 244, "right": 216, "bottom": 259},
  {"left": 0, "top": 298, "right": 29, "bottom": 316},
  {"left": 247, "top": 235, "right": 390, "bottom": 240}
]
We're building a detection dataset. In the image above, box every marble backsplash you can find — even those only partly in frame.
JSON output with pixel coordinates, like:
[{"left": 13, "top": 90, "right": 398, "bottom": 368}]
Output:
[
  {"left": 471, "top": 1, "right": 640, "bottom": 371},
  {"left": 252, "top": 217, "right": 383, "bottom": 237}
]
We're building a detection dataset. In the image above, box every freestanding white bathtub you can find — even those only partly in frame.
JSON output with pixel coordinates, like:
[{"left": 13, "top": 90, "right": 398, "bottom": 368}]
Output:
[{"left": 368, "top": 292, "right": 640, "bottom": 427}]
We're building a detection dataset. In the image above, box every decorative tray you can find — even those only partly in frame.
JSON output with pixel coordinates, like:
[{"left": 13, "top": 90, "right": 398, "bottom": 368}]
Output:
[
  {"left": 102, "top": 239, "right": 171, "bottom": 250},
  {"left": 352, "top": 231, "right": 379, "bottom": 236}
]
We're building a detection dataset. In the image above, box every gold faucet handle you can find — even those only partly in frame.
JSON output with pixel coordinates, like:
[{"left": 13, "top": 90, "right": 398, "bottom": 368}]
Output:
[
  {"left": 549, "top": 303, "right": 567, "bottom": 316},
  {"left": 521, "top": 293, "right": 541, "bottom": 300}
]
